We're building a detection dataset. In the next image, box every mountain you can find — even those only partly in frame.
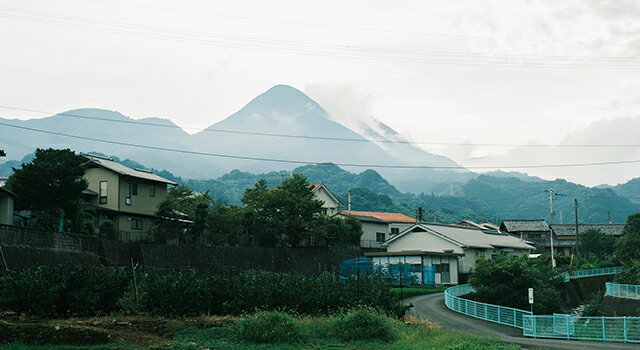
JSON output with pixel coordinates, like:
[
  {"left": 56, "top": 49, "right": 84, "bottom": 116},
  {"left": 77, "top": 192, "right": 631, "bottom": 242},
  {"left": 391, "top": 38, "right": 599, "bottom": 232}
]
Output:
[
  {"left": 0, "top": 85, "right": 463, "bottom": 179},
  {"left": 611, "top": 178, "right": 640, "bottom": 204}
]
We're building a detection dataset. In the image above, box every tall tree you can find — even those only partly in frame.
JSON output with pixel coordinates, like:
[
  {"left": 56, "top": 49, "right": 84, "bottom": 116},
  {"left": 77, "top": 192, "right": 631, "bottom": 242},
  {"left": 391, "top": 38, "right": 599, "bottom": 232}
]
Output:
[
  {"left": 242, "top": 174, "right": 323, "bottom": 247},
  {"left": 615, "top": 212, "right": 640, "bottom": 265},
  {"left": 5, "top": 148, "right": 87, "bottom": 232},
  {"left": 577, "top": 228, "right": 616, "bottom": 259}
]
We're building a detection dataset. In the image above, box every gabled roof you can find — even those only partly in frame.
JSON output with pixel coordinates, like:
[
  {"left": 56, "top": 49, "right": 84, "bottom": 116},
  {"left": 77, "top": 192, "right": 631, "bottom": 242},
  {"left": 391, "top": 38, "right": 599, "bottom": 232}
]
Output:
[
  {"left": 82, "top": 154, "right": 177, "bottom": 185},
  {"left": 500, "top": 220, "right": 549, "bottom": 233},
  {"left": 308, "top": 183, "right": 341, "bottom": 206},
  {"left": 385, "top": 223, "right": 535, "bottom": 250},
  {"left": 339, "top": 210, "right": 416, "bottom": 223},
  {"left": 0, "top": 187, "right": 17, "bottom": 199},
  {"left": 550, "top": 224, "right": 625, "bottom": 237}
]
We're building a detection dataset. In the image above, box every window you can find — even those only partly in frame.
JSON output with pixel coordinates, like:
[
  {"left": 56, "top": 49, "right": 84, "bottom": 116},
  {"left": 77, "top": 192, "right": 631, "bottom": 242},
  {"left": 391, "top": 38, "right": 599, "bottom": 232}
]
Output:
[
  {"left": 131, "top": 183, "right": 138, "bottom": 196},
  {"left": 376, "top": 232, "right": 385, "bottom": 242},
  {"left": 390, "top": 227, "right": 400, "bottom": 235},
  {"left": 99, "top": 181, "right": 108, "bottom": 204},
  {"left": 477, "top": 250, "right": 485, "bottom": 258},
  {"left": 131, "top": 218, "right": 143, "bottom": 230},
  {"left": 149, "top": 183, "right": 155, "bottom": 197},
  {"left": 125, "top": 182, "right": 132, "bottom": 205}
]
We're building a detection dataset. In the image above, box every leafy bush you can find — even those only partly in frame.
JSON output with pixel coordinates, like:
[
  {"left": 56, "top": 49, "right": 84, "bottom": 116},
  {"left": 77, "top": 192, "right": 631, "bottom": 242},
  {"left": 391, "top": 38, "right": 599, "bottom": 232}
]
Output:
[
  {"left": 581, "top": 291, "right": 603, "bottom": 316},
  {"left": 469, "top": 255, "right": 565, "bottom": 314},
  {"left": 233, "top": 311, "right": 300, "bottom": 343},
  {"left": 615, "top": 261, "right": 640, "bottom": 285},
  {"left": 0, "top": 265, "right": 131, "bottom": 317},
  {"left": 327, "top": 308, "right": 398, "bottom": 342}
]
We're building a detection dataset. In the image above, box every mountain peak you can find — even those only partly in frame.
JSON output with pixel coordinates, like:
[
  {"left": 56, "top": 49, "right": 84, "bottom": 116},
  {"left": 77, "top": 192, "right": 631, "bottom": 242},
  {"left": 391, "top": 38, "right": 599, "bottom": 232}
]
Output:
[{"left": 239, "top": 84, "right": 325, "bottom": 117}]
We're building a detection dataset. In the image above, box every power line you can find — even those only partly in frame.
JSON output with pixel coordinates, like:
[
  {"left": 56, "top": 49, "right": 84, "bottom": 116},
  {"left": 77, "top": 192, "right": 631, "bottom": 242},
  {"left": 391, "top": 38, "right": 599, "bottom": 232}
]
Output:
[
  {"left": 2, "top": 121, "right": 640, "bottom": 170},
  {"left": 2, "top": 6, "right": 640, "bottom": 69},
  {"left": 87, "top": 0, "right": 639, "bottom": 49},
  {"left": 3, "top": 106, "right": 640, "bottom": 149}
]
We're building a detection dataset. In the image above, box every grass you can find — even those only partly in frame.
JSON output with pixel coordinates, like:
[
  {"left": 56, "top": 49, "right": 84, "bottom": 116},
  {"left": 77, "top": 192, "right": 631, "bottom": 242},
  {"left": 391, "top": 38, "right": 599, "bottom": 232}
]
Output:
[
  {"left": 391, "top": 285, "right": 446, "bottom": 300},
  {"left": 0, "top": 313, "right": 518, "bottom": 350}
]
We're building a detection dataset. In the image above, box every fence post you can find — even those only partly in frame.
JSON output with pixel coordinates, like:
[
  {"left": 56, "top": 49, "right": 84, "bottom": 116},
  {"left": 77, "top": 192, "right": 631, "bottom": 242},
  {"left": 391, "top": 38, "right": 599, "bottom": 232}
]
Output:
[
  {"left": 623, "top": 317, "right": 627, "bottom": 343},
  {"left": 602, "top": 317, "right": 606, "bottom": 343},
  {"left": 566, "top": 316, "right": 570, "bottom": 340},
  {"left": 484, "top": 304, "right": 488, "bottom": 321},
  {"left": 533, "top": 316, "right": 537, "bottom": 339},
  {"left": 513, "top": 309, "right": 516, "bottom": 327},
  {"left": 497, "top": 307, "right": 501, "bottom": 324}
]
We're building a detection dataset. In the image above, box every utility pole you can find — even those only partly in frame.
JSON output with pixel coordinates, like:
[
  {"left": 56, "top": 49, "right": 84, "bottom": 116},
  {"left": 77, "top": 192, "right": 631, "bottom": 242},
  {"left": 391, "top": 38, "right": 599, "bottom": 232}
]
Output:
[
  {"left": 574, "top": 198, "right": 579, "bottom": 258},
  {"left": 546, "top": 188, "right": 559, "bottom": 269},
  {"left": 348, "top": 190, "right": 352, "bottom": 214}
]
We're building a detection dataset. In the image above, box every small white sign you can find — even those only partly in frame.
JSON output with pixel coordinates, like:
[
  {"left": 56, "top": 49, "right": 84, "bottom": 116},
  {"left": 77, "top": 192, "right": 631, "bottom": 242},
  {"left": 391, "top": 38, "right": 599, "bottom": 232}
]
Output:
[{"left": 528, "top": 288, "right": 534, "bottom": 304}]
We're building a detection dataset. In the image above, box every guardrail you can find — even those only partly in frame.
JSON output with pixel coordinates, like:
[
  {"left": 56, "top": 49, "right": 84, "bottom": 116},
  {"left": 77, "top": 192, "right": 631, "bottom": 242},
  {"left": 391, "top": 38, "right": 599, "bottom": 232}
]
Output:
[
  {"left": 523, "top": 314, "right": 640, "bottom": 343},
  {"left": 571, "top": 266, "right": 624, "bottom": 279},
  {"left": 444, "top": 284, "right": 532, "bottom": 329},
  {"left": 606, "top": 282, "right": 640, "bottom": 300}
]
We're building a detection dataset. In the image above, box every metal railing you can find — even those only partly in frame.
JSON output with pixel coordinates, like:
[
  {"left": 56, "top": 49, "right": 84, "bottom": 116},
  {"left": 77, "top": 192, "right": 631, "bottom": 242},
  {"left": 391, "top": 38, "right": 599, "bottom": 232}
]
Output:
[
  {"left": 523, "top": 314, "right": 640, "bottom": 343},
  {"left": 571, "top": 266, "right": 623, "bottom": 279},
  {"left": 359, "top": 239, "right": 384, "bottom": 249},
  {"left": 606, "top": 282, "right": 640, "bottom": 300},
  {"left": 444, "top": 284, "right": 532, "bottom": 329}
]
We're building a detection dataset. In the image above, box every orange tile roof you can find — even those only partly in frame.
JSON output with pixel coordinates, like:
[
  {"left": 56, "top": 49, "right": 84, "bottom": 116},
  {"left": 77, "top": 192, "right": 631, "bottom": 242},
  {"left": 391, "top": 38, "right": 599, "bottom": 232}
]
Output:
[{"left": 340, "top": 210, "right": 416, "bottom": 223}]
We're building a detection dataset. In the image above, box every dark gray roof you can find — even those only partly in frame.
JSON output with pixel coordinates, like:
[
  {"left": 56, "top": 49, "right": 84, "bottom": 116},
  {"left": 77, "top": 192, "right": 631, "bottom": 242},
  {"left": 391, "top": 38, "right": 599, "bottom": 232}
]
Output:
[
  {"left": 551, "top": 224, "right": 625, "bottom": 237},
  {"left": 500, "top": 220, "right": 549, "bottom": 233},
  {"left": 82, "top": 154, "right": 177, "bottom": 185}
]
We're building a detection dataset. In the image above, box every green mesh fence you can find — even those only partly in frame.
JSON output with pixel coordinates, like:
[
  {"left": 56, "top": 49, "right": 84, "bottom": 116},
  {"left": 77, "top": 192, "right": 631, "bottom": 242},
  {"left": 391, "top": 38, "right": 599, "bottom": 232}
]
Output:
[
  {"left": 523, "top": 314, "right": 640, "bottom": 343},
  {"left": 606, "top": 282, "right": 640, "bottom": 300},
  {"left": 571, "top": 266, "right": 623, "bottom": 279},
  {"left": 444, "top": 284, "right": 532, "bottom": 329}
]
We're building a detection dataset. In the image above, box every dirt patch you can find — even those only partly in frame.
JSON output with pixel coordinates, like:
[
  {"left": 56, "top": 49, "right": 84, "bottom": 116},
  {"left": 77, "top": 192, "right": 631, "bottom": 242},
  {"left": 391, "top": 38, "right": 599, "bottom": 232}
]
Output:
[{"left": 0, "top": 320, "right": 111, "bottom": 345}]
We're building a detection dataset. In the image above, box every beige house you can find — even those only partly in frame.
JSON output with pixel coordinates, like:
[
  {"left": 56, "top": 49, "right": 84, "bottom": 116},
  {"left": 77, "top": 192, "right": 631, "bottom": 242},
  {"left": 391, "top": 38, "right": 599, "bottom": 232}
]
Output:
[
  {"left": 366, "top": 223, "right": 535, "bottom": 285},
  {"left": 81, "top": 154, "right": 177, "bottom": 241},
  {"left": 309, "top": 183, "right": 341, "bottom": 216},
  {"left": 337, "top": 210, "right": 417, "bottom": 249}
]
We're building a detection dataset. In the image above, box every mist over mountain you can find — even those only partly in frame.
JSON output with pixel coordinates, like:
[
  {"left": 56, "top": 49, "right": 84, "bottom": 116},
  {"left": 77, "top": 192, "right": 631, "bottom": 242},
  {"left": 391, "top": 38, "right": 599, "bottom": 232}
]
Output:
[{"left": 0, "top": 85, "right": 462, "bottom": 181}]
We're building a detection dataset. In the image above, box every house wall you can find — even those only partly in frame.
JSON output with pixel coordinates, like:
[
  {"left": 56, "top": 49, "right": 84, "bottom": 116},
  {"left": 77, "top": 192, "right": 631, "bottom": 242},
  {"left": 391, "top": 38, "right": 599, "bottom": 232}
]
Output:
[
  {"left": 0, "top": 194, "right": 13, "bottom": 225},
  {"left": 360, "top": 221, "right": 389, "bottom": 246},
  {"left": 372, "top": 254, "right": 459, "bottom": 285},
  {"left": 117, "top": 178, "right": 167, "bottom": 216},
  {"left": 314, "top": 187, "right": 340, "bottom": 216},
  {"left": 85, "top": 168, "right": 120, "bottom": 211}
]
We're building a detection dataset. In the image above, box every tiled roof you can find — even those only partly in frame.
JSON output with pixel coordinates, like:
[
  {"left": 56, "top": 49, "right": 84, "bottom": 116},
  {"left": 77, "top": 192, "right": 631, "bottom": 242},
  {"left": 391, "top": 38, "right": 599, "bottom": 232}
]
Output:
[
  {"left": 339, "top": 210, "right": 416, "bottom": 223},
  {"left": 386, "top": 223, "right": 535, "bottom": 250},
  {"left": 308, "top": 183, "right": 322, "bottom": 192},
  {"left": 500, "top": 220, "right": 549, "bottom": 233},
  {"left": 82, "top": 154, "right": 177, "bottom": 185},
  {"left": 551, "top": 224, "right": 625, "bottom": 237}
]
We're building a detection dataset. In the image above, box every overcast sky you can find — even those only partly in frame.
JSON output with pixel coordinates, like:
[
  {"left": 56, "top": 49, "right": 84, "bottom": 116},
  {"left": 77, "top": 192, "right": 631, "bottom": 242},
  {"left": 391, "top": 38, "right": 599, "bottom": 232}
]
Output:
[{"left": 2, "top": 0, "right": 640, "bottom": 186}]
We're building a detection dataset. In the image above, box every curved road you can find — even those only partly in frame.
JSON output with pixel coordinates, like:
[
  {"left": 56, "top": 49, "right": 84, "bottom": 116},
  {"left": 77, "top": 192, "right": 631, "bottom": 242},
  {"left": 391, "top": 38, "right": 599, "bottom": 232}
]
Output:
[{"left": 406, "top": 293, "right": 638, "bottom": 350}]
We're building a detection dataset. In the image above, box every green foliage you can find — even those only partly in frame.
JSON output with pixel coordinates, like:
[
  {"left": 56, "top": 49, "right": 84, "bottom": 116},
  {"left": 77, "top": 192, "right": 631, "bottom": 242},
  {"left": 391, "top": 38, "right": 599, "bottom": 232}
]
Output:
[
  {"left": 118, "top": 269, "right": 407, "bottom": 318},
  {"left": 327, "top": 308, "right": 398, "bottom": 342},
  {"left": 577, "top": 228, "right": 616, "bottom": 259},
  {"left": 98, "top": 220, "right": 116, "bottom": 240},
  {"left": 154, "top": 186, "right": 212, "bottom": 244},
  {"left": 6, "top": 148, "right": 88, "bottom": 232},
  {"left": 0, "top": 265, "right": 131, "bottom": 317},
  {"left": 469, "top": 255, "right": 565, "bottom": 314},
  {"left": 615, "top": 261, "right": 640, "bottom": 285},
  {"left": 615, "top": 212, "right": 640, "bottom": 265},
  {"left": 233, "top": 311, "right": 300, "bottom": 343},
  {"left": 581, "top": 291, "right": 604, "bottom": 316},
  {"left": 242, "top": 174, "right": 323, "bottom": 247}
]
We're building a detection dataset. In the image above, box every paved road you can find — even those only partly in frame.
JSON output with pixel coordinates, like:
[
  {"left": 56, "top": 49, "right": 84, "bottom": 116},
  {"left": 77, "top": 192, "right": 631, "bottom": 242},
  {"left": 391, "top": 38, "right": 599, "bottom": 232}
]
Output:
[{"left": 406, "top": 293, "right": 638, "bottom": 350}]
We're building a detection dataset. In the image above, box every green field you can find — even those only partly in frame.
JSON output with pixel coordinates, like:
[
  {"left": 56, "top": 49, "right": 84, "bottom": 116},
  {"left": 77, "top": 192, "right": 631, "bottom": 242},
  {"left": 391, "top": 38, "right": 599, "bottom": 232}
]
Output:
[{"left": 0, "top": 313, "right": 518, "bottom": 350}]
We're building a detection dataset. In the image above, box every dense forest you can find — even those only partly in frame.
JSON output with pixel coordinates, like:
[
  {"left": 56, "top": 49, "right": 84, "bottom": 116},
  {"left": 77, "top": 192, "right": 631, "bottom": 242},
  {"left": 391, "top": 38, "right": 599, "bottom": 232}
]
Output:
[{"left": 3, "top": 152, "right": 639, "bottom": 224}]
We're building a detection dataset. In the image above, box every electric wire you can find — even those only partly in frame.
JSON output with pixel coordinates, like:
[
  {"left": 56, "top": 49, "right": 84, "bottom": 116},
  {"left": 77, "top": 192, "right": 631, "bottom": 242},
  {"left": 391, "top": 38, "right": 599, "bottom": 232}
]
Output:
[
  {"left": 2, "top": 106, "right": 640, "bottom": 149},
  {"left": 2, "top": 121, "right": 640, "bottom": 170}
]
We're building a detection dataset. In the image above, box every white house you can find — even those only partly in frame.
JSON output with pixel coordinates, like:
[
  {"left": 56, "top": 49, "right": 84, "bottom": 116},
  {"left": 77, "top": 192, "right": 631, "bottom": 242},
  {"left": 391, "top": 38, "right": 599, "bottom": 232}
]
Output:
[
  {"left": 366, "top": 223, "right": 535, "bottom": 285},
  {"left": 337, "top": 210, "right": 417, "bottom": 248},
  {"left": 309, "top": 183, "right": 341, "bottom": 216},
  {"left": 0, "top": 186, "right": 16, "bottom": 226}
]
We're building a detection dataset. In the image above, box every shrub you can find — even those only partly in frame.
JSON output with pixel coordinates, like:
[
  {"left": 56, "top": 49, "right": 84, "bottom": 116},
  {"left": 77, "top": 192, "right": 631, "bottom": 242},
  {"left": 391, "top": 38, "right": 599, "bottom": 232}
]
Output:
[
  {"left": 581, "top": 291, "right": 604, "bottom": 316},
  {"left": 328, "top": 308, "right": 398, "bottom": 342},
  {"left": 233, "top": 311, "right": 300, "bottom": 343},
  {"left": 443, "top": 338, "right": 518, "bottom": 350}
]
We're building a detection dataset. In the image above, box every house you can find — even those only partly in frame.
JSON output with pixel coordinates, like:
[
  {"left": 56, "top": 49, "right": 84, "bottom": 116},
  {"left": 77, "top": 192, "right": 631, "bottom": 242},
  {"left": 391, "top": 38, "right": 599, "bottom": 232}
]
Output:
[
  {"left": 309, "top": 183, "right": 341, "bottom": 216},
  {"left": 366, "top": 223, "right": 535, "bottom": 285},
  {"left": 549, "top": 223, "right": 625, "bottom": 257},
  {"left": 0, "top": 183, "right": 16, "bottom": 226},
  {"left": 337, "top": 210, "right": 417, "bottom": 249},
  {"left": 499, "top": 219, "right": 550, "bottom": 240},
  {"left": 81, "top": 154, "right": 177, "bottom": 241}
]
